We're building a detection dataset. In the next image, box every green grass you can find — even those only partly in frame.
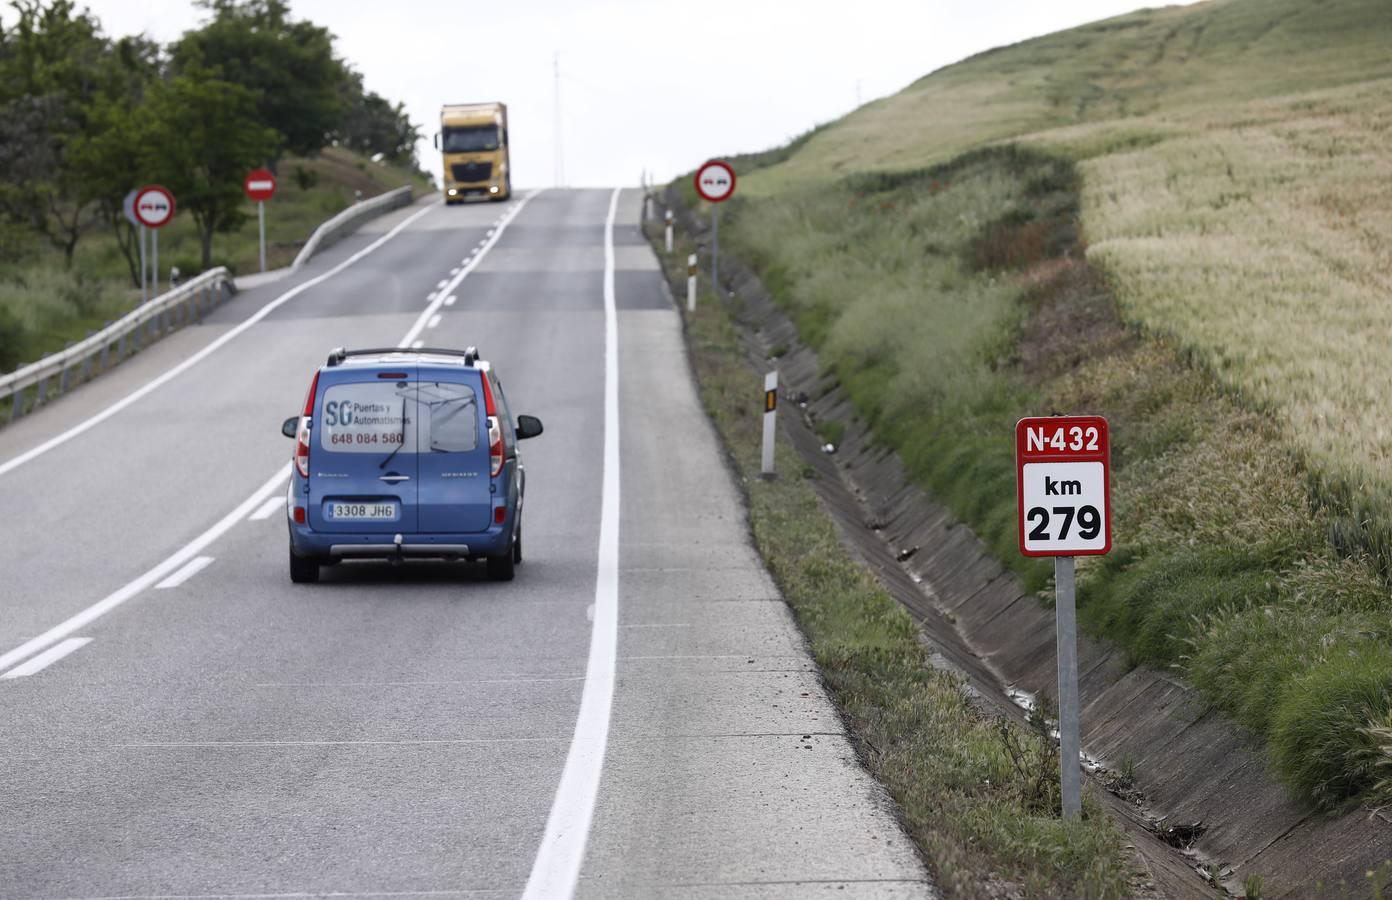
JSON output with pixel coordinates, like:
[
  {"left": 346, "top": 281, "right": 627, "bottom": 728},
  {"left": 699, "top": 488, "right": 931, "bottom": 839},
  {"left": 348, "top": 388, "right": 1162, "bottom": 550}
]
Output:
[
  {"left": 703, "top": 142, "right": 1392, "bottom": 811},
  {"left": 0, "top": 146, "right": 430, "bottom": 371},
  {"left": 647, "top": 209, "right": 1135, "bottom": 897}
]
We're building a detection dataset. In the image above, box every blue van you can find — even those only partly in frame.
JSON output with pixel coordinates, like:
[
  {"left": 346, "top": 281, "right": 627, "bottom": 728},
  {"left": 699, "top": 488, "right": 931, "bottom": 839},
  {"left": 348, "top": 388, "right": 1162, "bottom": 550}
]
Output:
[{"left": 280, "top": 347, "right": 542, "bottom": 583}]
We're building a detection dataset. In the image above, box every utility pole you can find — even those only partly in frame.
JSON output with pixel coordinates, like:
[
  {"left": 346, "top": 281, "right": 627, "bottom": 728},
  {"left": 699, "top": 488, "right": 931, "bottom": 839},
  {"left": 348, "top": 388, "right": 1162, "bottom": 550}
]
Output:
[{"left": 553, "top": 51, "right": 564, "bottom": 188}]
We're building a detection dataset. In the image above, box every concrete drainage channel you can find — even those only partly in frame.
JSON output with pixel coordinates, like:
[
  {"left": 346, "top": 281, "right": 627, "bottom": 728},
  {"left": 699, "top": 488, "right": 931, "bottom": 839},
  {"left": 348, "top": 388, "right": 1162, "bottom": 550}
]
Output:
[
  {"left": 659, "top": 188, "right": 1392, "bottom": 898},
  {"left": 0, "top": 185, "right": 414, "bottom": 425}
]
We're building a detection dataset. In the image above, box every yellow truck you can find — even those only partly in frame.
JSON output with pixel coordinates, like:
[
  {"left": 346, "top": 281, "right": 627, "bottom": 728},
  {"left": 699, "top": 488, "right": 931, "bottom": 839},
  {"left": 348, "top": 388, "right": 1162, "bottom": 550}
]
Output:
[{"left": 435, "top": 102, "right": 510, "bottom": 203}]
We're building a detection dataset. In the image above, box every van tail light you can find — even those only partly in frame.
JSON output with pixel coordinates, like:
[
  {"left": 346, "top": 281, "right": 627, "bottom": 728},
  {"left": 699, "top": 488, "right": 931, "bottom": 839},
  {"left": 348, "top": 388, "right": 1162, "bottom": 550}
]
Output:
[
  {"left": 295, "top": 420, "right": 312, "bottom": 478},
  {"left": 294, "top": 371, "right": 319, "bottom": 479},
  {"left": 488, "top": 416, "right": 504, "bottom": 477}
]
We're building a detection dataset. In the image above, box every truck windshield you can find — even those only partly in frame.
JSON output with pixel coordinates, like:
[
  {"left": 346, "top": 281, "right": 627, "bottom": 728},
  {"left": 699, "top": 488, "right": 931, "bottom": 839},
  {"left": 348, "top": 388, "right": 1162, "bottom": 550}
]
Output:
[{"left": 442, "top": 125, "right": 499, "bottom": 153}]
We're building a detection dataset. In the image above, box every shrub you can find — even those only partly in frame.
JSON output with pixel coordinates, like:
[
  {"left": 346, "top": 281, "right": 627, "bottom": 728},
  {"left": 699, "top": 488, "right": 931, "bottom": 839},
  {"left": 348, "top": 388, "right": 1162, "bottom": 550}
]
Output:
[{"left": 1270, "top": 645, "right": 1392, "bottom": 806}]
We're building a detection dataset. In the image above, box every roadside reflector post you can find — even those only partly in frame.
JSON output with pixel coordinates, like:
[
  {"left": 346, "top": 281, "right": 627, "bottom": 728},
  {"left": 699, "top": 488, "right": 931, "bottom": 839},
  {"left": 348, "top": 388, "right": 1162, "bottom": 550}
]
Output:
[
  {"left": 761, "top": 370, "right": 778, "bottom": 476},
  {"left": 644, "top": 193, "right": 652, "bottom": 221},
  {"left": 1015, "top": 415, "right": 1112, "bottom": 821},
  {"left": 686, "top": 253, "right": 698, "bottom": 313},
  {"left": 665, "top": 210, "right": 674, "bottom": 254}
]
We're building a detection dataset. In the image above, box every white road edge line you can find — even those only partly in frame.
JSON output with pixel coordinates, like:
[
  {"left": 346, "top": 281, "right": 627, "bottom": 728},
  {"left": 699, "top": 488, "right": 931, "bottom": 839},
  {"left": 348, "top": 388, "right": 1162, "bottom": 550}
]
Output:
[
  {"left": 155, "top": 556, "right": 215, "bottom": 590},
  {"left": 0, "top": 637, "right": 91, "bottom": 679},
  {"left": 0, "top": 192, "right": 539, "bottom": 676},
  {"left": 0, "top": 201, "right": 438, "bottom": 480},
  {"left": 398, "top": 193, "right": 539, "bottom": 348},
  {"left": 521, "top": 186, "right": 622, "bottom": 900},
  {"left": 0, "top": 466, "right": 291, "bottom": 675},
  {"left": 248, "top": 495, "right": 286, "bottom": 521}
]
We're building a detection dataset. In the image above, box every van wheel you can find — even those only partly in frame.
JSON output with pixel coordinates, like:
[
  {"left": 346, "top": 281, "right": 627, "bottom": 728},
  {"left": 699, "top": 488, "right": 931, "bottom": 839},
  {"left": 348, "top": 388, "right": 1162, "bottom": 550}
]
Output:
[
  {"left": 290, "top": 550, "right": 320, "bottom": 584},
  {"left": 487, "top": 549, "right": 515, "bottom": 582}
]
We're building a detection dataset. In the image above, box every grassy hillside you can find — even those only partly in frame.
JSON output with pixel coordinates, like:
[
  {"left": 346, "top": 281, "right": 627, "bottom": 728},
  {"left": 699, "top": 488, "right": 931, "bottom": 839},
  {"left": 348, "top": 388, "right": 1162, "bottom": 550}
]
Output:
[
  {"left": 747, "top": 0, "right": 1392, "bottom": 191},
  {"left": 705, "top": 0, "right": 1392, "bottom": 814},
  {"left": 0, "top": 146, "right": 430, "bottom": 372}
]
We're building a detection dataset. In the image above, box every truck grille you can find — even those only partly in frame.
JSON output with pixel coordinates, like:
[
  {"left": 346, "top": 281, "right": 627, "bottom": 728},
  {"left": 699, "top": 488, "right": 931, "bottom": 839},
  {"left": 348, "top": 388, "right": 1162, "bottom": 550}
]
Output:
[{"left": 451, "top": 161, "right": 493, "bottom": 184}]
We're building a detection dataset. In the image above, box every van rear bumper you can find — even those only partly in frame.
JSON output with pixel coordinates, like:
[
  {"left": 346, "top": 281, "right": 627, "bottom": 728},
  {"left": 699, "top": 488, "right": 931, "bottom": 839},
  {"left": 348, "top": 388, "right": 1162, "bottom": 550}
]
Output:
[{"left": 290, "top": 526, "right": 510, "bottom": 560}]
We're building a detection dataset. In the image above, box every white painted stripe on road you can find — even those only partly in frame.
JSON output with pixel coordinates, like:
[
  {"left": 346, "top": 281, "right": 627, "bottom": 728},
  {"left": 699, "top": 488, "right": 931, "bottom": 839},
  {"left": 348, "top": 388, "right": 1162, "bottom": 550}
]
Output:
[
  {"left": 0, "top": 202, "right": 437, "bottom": 480},
  {"left": 411, "top": 339, "right": 425, "bottom": 349},
  {"left": 450, "top": 267, "right": 460, "bottom": 275},
  {"left": 399, "top": 190, "right": 540, "bottom": 348},
  {"left": 155, "top": 555, "right": 214, "bottom": 589},
  {"left": 436, "top": 279, "right": 447, "bottom": 289},
  {"left": 427, "top": 314, "right": 442, "bottom": 330},
  {"left": 0, "top": 466, "right": 290, "bottom": 674},
  {"left": 248, "top": 495, "right": 285, "bottom": 521},
  {"left": 0, "top": 637, "right": 91, "bottom": 679},
  {"left": 444, "top": 295, "right": 457, "bottom": 307},
  {"left": 522, "top": 186, "right": 623, "bottom": 900}
]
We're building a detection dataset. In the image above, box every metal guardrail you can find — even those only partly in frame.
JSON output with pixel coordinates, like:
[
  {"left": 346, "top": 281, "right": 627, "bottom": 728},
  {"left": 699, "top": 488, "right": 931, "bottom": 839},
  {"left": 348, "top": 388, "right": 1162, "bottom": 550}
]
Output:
[
  {"left": 291, "top": 184, "right": 414, "bottom": 271},
  {"left": 0, "top": 267, "right": 234, "bottom": 423}
]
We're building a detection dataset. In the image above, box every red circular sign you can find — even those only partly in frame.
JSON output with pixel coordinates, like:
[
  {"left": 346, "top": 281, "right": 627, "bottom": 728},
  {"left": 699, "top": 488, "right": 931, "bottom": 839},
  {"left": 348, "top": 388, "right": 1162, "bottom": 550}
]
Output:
[
  {"left": 694, "top": 160, "right": 736, "bottom": 204},
  {"left": 132, "top": 185, "right": 176, "bottom": 229},
  {"left": 244, "top": 168, "right": 277, "bottom": 202}
]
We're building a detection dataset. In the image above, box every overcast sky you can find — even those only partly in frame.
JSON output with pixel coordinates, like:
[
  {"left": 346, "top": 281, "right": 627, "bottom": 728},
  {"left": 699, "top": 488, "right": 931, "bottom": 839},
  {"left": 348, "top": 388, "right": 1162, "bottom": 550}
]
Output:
[{"left": 58, "top": 0, "right": 1197, "bottom": 188}]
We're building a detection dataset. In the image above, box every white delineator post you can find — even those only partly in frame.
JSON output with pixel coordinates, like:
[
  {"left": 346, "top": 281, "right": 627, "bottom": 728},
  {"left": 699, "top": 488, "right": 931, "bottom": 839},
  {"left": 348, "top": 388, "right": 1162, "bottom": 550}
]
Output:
[
  {"left": 686, "top": 254, "right": 697, "bottom": 312},
  {"left": 761, "top": 370, "right": 778, "bottom": 476},
  {"left": 664, "top": 210, "right": 673, "bottom": 254}
]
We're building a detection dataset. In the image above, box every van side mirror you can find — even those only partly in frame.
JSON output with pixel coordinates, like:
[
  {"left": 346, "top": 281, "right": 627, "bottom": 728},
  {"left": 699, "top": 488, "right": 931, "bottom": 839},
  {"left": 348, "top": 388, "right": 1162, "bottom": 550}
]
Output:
[
  {"left": 282, "top": 416, "right": 298, "bottom": 438},
  {"left": 516, "top": 415, "right": 543, "bottom": 440}
]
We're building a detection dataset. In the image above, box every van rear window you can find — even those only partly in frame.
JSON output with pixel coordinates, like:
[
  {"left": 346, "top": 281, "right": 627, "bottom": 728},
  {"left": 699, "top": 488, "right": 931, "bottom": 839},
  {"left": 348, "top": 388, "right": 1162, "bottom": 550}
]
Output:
[
  {"left": 318, "top": 381, "right": 479, "bottom": 454},
  {"left": 419, "top": 382, "right": 479, "bottom": 452},
  {"left": 320, "top": 382, "right": 416, "bottom": 453}
]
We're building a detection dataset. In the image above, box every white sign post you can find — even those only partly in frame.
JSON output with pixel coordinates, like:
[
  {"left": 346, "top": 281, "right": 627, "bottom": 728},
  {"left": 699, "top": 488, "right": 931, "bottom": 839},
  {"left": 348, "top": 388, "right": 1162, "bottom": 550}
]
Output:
[
  {"left": 664, "top": 210, "right": 673, "bottom": 254},
  {"left": 133, "top": 185, "right": 175, "bottom": 297},
  {"left": 693, "top": 160, "right": 736, "bottom": 293},
  {"left": 1016, "top": 415, "right": 1111, "bottom": 820},
  {"left": 762, "top": 370, "right": 778, "bottom": 476}
]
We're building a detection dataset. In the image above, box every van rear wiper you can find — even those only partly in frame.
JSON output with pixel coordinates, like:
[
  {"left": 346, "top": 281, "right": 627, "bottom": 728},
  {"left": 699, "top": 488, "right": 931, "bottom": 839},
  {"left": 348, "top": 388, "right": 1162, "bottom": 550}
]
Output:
[{"left": 379, "top": 397, "right": 407, "bottom": 469}]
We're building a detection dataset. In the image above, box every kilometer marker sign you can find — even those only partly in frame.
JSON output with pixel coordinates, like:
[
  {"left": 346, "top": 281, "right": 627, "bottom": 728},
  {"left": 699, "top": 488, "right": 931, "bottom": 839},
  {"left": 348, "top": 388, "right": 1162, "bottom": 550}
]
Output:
[
  {"left": 1016, "top": 415, "right": 1111, "bottom": 556},
  {"left": 1015, "top": 413, "right": 1111, "bottom": 822}
]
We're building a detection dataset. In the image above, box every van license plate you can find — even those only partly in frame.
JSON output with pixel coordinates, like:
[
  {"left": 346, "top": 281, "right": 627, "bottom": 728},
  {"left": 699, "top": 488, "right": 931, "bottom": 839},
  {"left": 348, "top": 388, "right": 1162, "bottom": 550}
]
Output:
[{"left": 330, "top": 502, "right": 396, "bottom": 521}]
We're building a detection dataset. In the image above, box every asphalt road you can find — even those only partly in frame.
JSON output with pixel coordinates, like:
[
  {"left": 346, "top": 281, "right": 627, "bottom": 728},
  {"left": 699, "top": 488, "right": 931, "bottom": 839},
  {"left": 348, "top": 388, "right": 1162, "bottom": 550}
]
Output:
[{"left": 0, "top": 189, "right": 934, "bottom": 899}]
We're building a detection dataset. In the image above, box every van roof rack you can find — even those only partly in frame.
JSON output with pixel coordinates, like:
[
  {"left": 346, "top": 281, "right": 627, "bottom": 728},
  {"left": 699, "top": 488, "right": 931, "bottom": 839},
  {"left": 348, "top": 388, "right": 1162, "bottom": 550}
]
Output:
[{"left": 325, "top": 346, "right": 480, "bottom": 367}]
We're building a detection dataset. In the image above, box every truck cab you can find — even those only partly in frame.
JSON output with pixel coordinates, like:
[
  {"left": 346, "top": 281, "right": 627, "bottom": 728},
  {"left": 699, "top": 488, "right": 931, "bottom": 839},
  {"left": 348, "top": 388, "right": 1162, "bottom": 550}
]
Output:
[{"left": 436, "top": 102, "right": 510, "bottom": 203}]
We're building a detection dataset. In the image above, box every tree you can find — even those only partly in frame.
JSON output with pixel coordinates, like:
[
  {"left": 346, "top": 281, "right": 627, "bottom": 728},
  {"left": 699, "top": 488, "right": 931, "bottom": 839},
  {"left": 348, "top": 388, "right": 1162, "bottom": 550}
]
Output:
[
  {"left": 338, "top": 70, "right": 420, "bottom": 167},
  {"left": 69, "top": 34, "right": 160, "bottom": 286},
  {"left": 170, "top": 0, "right": 347, "bottom": 162},
  {"left": 0, "top": 0, "right": 112, "bottom": 265},
  {"left": 140, "top": 70, "right": 279, "bottom": 269}
]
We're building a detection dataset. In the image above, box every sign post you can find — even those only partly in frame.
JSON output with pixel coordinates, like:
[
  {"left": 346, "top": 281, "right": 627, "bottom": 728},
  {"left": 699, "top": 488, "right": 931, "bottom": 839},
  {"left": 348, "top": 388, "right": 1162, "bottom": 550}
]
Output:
[
  {"left": 123, "top": 190, "right": 146, "bottom": 304},
  {"left": 693, "top": 160, "right": 735, "bottom": 293},
  {"left": 244, "top": 168, "right": 277, "bottom": 274},
  {"left": 762, "top": 370, "right": 778, "bottom": 476},
  {"left": 133, "top": 185, "right": 175, "bottom": 296},
  {"left": 1015, "top": 415, "right": 1111, "bottom": 819}
]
